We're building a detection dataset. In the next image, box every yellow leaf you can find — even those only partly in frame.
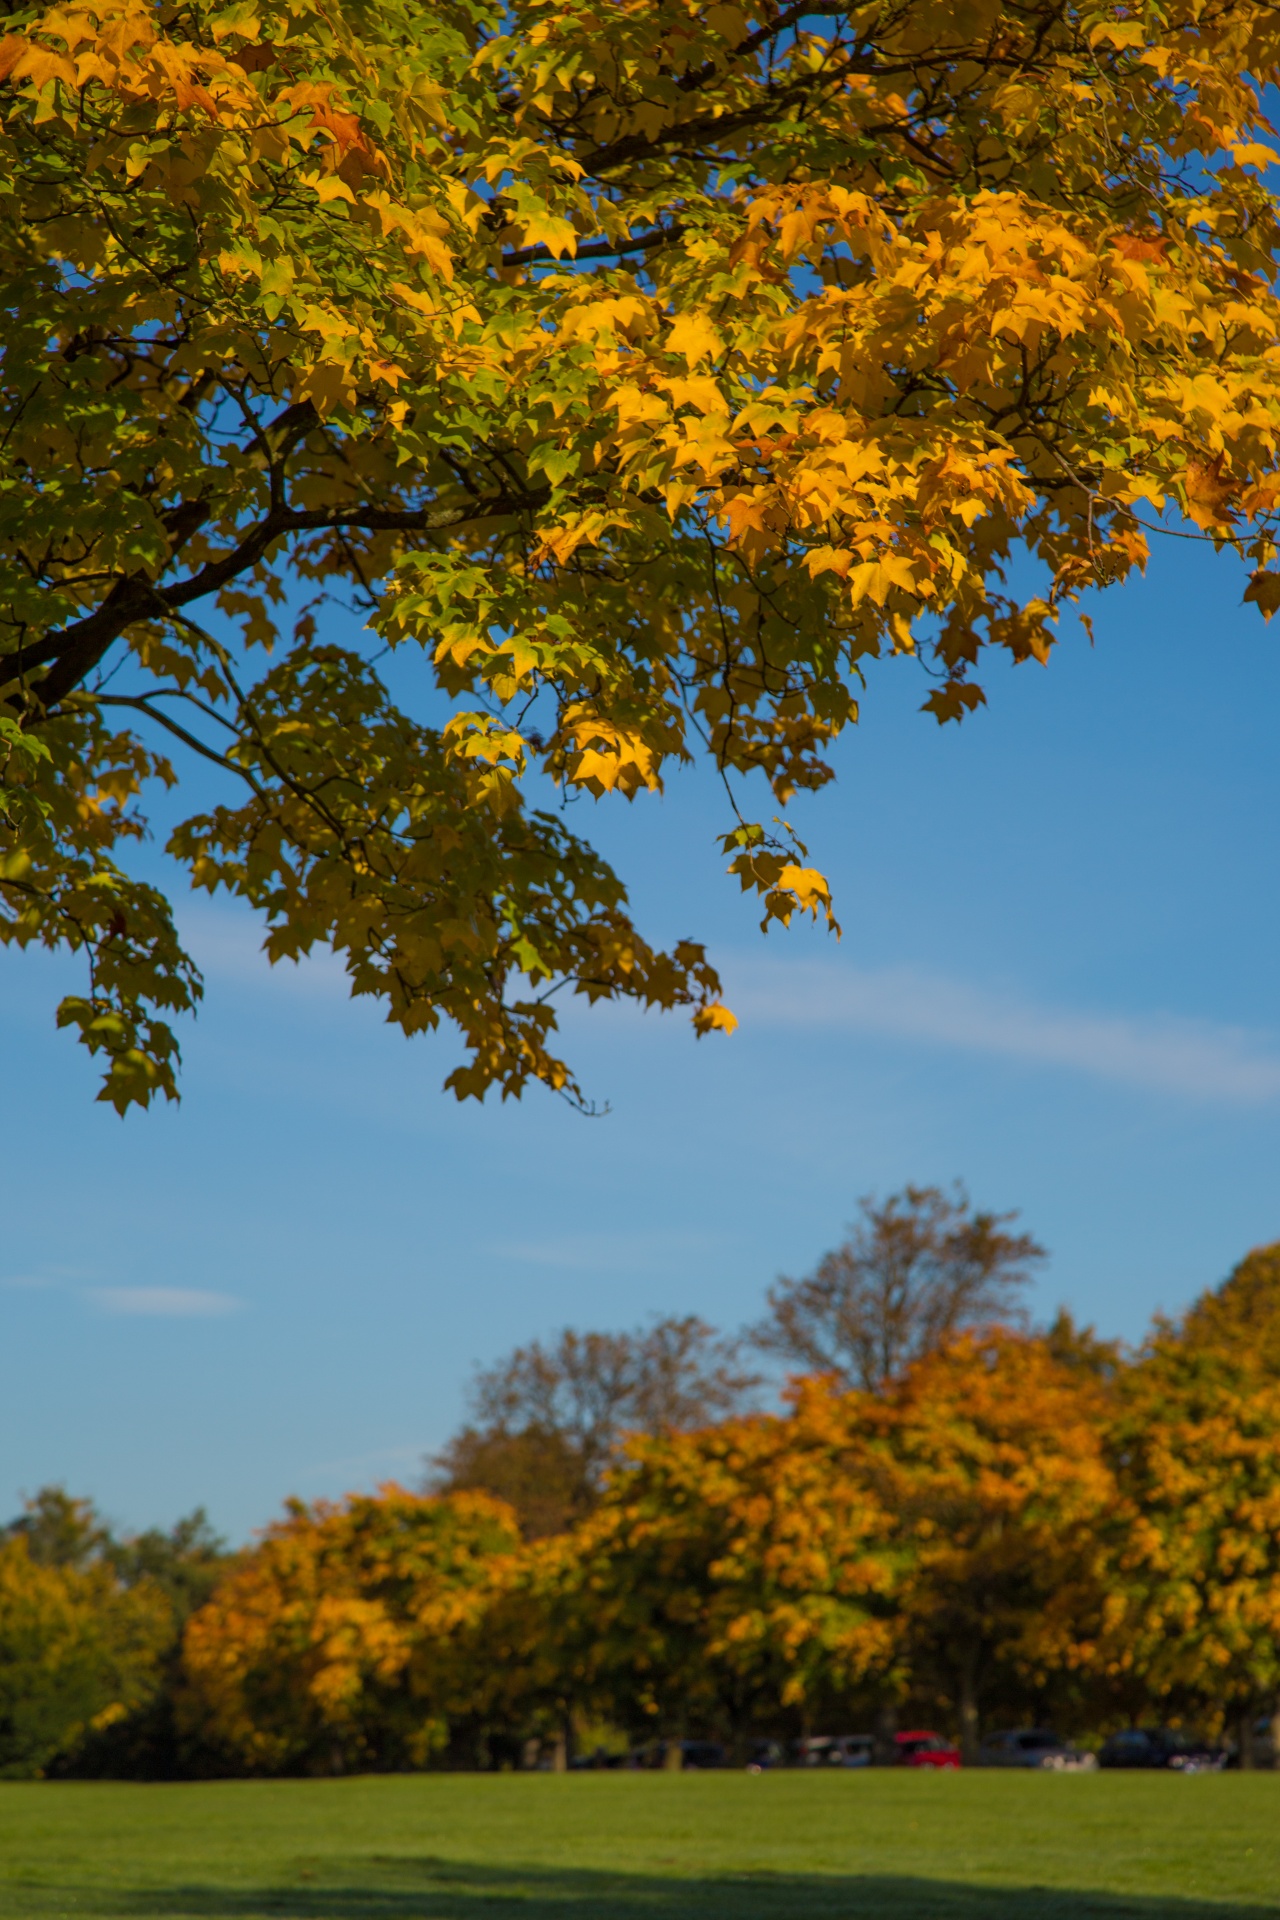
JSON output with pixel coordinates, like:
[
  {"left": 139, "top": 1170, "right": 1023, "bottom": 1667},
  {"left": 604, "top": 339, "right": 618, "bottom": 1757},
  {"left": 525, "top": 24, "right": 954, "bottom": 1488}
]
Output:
[
  {"left": 693, "top": 1001, "right": 738, "bottom": 1037},
  {"left": 667, "top": 312, "right": 723, "bottom": 365}
]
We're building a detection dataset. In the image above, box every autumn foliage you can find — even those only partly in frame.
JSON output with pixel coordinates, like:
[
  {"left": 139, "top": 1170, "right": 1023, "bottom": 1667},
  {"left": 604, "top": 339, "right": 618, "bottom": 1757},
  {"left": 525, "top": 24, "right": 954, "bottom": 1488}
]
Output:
[
  {"left": 151, "top": 1242, "right": 1280, "bottom": 1773},
  {"left": 8, "top": 1241, "right": 1280, "bottom": 1776},
  {"left": 5, "top": 1, "right": 1280, "bottom": 1109},
  {"left": 179, "top": 1488, "right": 520, "bottom": 1774}
]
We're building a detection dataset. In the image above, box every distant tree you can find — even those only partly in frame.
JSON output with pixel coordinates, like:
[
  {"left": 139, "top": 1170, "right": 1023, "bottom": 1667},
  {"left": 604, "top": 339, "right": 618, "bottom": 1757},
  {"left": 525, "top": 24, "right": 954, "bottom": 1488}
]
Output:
[
  {"left": 528, "top": 1388, "right": 905, "bottom": 1757},
  {"left": 1178, "top": 1240, "right": 1280, "bottom": 1377},
  {"left": 179, "top": 1487, "right": 520, "bottom": 1776},
  {"left": 870, "top": 1332, "right": 1116, "bottom": 1759},
  {"left": 1103, "top": 1249, "right": 1280, "bottom": 1766},
  {"left": 1042, "top": 1308, "right": 1126, "bottom": 1384},
  {"left": 1, "top": 1489, "right": 230, "bottom": 1778},
  {"left": 749, "top": 1185, "right": 1046, "bottom": 1392},
  {"left": 428, "top": 1317, "right": 760, "bottom": 1537},
  {"left": 0, "top": 1513, "right": 172, "bottom": 1777},
  {"left": 3, "top": 1487, "right": 111, "bottom": 1570},
  {"left": 105, "top": 1509, "right": 227, "bottom": 1621}
]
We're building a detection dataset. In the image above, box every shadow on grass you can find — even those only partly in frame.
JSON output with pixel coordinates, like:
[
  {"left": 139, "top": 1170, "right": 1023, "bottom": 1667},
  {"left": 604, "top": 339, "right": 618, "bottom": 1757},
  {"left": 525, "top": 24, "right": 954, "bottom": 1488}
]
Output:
[{"left": 56, "top": 1859, "right": 1280, "bottom": 1920}]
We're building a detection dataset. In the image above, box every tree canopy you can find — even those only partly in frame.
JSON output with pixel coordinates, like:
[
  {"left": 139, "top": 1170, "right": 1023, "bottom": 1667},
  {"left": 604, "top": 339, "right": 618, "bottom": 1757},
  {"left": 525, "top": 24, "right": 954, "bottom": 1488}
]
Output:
[
  {"left": 4, "top": 0, "right": 1280, "bottom": 1109},
  {"left": 429, "top": 1314, "right": 759, "bottom": 1535},
  {"left": 750, "top": 1183, "right": 1044, "bottom": 1389}
]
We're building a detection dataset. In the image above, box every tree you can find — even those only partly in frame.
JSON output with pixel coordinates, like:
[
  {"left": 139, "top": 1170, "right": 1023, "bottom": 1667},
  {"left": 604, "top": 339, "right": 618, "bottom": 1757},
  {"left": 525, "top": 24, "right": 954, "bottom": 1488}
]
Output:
[
  {"left": 2, "top": 1486, "right": 112, "bottom": 1571},
  {"left": 1104, "top": 1267, "right": 1280, "bottom": 1764},
  {"left": 178, "top": 1485, "right": 520, "bottom": 1775},
  {"left": 1178, "top": 1240, "right": 1280, "bottom": 1378},
  {"left": 0, "top": 1533, "right": 172, "bottom": 1778},
  {"left": 864, "top": 1331, "right": 1117, "bottom": 1755},
  {"left": 476, "top": 1392, "right": 905, "bottom": 1757},
  {"left": 428, "top": 1316, "right": 759, "bottom": 1536},
  {"left": 1, "top": 1487, "right": 231, "bottom": 1777},
  {"left": 750, "top": 1184, "right": 1045, "bottom": 1391},
  {"left": 5, "top": 2, "right": 1280, "bottom": 1112}
]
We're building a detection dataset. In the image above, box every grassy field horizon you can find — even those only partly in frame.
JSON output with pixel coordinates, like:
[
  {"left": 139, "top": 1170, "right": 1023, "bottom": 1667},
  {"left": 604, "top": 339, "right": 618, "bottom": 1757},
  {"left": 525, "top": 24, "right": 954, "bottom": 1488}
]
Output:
[{"left": 2, "top": 1772, "right": 1279, "bottom": 1919}]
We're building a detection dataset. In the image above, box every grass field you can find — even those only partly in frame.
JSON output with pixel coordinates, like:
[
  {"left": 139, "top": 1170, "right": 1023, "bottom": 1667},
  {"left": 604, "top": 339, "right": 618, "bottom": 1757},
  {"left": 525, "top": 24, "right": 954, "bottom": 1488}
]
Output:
[{"left": 1, "top": 1772, "right": 1279, "bottom": 1919}]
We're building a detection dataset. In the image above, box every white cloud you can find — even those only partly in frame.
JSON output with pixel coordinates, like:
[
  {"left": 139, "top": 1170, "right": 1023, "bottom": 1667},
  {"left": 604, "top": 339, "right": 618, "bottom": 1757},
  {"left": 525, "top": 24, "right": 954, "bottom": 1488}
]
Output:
[
  {"left": 177, "top": 903, "right": 348, "bottom": 999},
  {"left": 87, "top": 1287, "right": 242, "bottom": 1318},
  {"left": 726, "top": 959, "right": 1280, "bottom": 1105},
  {"left": 490, "top": 1229, "right": 725, "bottom": 1273}
]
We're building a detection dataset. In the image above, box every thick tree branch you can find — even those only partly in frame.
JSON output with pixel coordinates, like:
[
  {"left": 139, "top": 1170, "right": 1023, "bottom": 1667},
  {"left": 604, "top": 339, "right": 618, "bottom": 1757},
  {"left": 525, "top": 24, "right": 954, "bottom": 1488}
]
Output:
[{"left": 10, "top": 484, "right": 551, "bottom": 709}]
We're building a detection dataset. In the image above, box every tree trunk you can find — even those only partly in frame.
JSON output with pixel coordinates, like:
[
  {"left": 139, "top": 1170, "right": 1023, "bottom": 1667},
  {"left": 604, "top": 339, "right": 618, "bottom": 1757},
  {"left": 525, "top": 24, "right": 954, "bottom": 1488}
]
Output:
[
  {"left": 957, "top": 1653, "right": 980, "bottom": 1763},
  {"left": 1238, "top": 1704, "right": 1256, "bottom": 1772},
  {"left": 663, "top": 1738, "right": 684, "bottom": 1770},
  {"left": 875, "top": 1702, "right": 899, "bottom": 1768}
]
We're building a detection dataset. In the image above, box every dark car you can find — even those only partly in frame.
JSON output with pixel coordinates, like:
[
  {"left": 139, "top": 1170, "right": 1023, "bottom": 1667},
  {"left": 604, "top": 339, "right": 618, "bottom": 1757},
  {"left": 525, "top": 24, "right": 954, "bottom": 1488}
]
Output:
[
  {"left": 745, "top": 1738, "right": 787, "bottom": 1772},
  {"left": 794, "top": 1734, "right": 876, "bottom": 1769},
  {"left": 1099, "top": 1728, "right": 1226, "bottom": 1772},
  {"left": 625, "top": 1738, "right": 724, "bottom": 1769},
  {"left": 893, "top": 1730, "right": 962, "bottom": 1769},
  {"left": 977, "top": 1729, "right": 1098, "bottom": 1771}
]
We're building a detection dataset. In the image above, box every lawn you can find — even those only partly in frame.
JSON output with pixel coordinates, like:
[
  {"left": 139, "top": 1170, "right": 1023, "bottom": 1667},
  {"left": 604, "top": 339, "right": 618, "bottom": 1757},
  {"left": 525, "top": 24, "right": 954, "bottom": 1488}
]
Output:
[{"left": 1, "top": 1772, "right": 1278, "bottom": 1919}]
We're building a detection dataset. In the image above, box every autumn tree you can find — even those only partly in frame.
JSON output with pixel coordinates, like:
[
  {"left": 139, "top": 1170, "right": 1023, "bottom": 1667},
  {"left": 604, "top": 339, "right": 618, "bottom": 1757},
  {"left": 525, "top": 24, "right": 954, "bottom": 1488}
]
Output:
[
  {"left": 4, "top": 2, "right": 1280, "bottom": 1111},
  {"left": 1, "top": 1487, "right": 230, "bottom": 1777},
  {"left": 862, "top": 1332, "right": 1117, "bottom": 1754},
  {"left": 750, "top": 1185, "right": 1045, "bottom": 1390},
  {"left": 179, "top": 1485, "right": 520, "bottom": 1774},
  {"left": 429, "top": 1316, "right": 759, "bottom": 1537},
  {"left": 1178, "top": 1240, "right": 1280, "bottom": 1377},
  {"left": 489, "top": 1393, "right": 905, "bottom": 1756},
  {"left": 0, "top": 1501, "right": 173, "bottom": 1777},
  {"left": 1104, "top": 1251, "right": 1280, "bottom": 1765}
]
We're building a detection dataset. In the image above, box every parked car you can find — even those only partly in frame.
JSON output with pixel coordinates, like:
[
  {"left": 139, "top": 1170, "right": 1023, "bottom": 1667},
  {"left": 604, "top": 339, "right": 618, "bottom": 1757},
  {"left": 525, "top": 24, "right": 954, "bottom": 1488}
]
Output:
[
  {"left": 976, "top": 1729, "right": 1098, "bottom": 1771},
  {"left": 745, "top": 1738, "right": 787, "bottom": 1772},
  {"left": 893, "top": 1730, "right": 962, "bottom": 1769},
  {"left": 794, "top": 1734, "right": 876, "bottom": 1768},
  {"left": 625, "top": 1738, "right": 726, "bottom": 1770},
  {"left": 1099, "top": 1728, "right": 1226, "bottom": 1772},
  {"left": 568, "top": 1746, "right": 625, "bottom": 1770}
]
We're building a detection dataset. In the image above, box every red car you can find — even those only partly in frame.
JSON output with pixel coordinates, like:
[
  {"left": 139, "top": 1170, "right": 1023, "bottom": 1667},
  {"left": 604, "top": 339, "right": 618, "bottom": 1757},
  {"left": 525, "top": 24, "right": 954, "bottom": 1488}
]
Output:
[{"left": 894, "top": 1730, "right": 962, "bottom": 1769}]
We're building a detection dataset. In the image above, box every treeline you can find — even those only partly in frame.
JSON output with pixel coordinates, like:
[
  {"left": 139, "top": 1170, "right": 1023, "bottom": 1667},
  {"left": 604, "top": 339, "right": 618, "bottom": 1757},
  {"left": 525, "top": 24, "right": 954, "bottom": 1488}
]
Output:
[{"left": 6, "top": 1190, "right": 1280, "bottom": 1780}]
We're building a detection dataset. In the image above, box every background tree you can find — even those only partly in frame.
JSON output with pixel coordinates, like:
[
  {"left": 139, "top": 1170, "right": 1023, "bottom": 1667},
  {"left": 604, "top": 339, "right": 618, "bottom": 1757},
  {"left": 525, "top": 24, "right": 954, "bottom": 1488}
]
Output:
[
  {"left": 428, "top": 1317, "right": 759, "bottom": 1537},
  {"left": 2, "top": 1486, "right": 112, "bottom": 1570},
  {"left": 866, "top": 1332, "right": 1117, "bottom": 1756},
  {"left": 750, "top": 1185, "right": 1045, "bottom": 1391},
  {"left": 1177, "top": 1241, "right": 1280, "bottom": 1378},
  {"left": 1105, "top": 1259, "right": 1280, "bottom": 1766},
  {"left": 479, "top": 1392, "right": 906, "bottom": 1761},
  {"left": 5, "top": 2, "right": 1280, "bottom": 1111},
  {"left": 179, "top": 1486, "right": 520, "bottom": 1775},
  {"left": 0, "top": 1515, "right": 171, "bottom": 1777},
  {"left": 1, "top": 1488, "right": 230, "bottom": 1777}
]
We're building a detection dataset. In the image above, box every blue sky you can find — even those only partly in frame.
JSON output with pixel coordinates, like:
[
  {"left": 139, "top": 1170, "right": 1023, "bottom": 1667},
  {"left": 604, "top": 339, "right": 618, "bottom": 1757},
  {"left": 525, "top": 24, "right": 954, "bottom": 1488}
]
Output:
[{"left": 4, "top": 531, "right": 1280, "bottom": 1544}]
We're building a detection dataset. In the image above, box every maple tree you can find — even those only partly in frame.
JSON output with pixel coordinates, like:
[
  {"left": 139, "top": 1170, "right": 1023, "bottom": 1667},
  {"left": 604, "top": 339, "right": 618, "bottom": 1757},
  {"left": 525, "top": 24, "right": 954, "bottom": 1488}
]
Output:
[
  {"left": 1104, "top": 1257, "right": 1280, "bottom": 1762},
  {"left": 862, "top": 1332, "right": 1117, "bottom": 1754},
  {"left": 502, "top": 1388, "right": 906, "bottom": 1752},
  {"left": 179, "top": 1485, "right": 520, "bottom": 1773},
  {"left": 3, "top": 0, "right": 1280, "bottom": 1109}
]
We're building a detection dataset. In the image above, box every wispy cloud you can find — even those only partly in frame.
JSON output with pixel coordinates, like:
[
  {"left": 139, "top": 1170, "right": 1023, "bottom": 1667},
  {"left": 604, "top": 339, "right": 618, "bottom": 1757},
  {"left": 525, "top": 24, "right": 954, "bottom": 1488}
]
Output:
[
  {"left": 87, "top": 1287, "right": 242, "bottom": 1318},
  {"left": 727, "top": 959, "right": 1280, "bottom": 1104},
  {"left": 490, "top": 1229, "right": 725, "bottom": 1273},
  {"left": 177, "top": 904, "right": 348, "bottom": 1000}
]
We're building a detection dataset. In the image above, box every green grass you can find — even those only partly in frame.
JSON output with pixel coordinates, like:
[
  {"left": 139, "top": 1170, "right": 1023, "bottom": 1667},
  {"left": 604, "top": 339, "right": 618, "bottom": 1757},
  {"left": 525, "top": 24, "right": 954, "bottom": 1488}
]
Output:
[{"left": 1, "top": 1773, "right": 1278, "bottom": 1919}]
